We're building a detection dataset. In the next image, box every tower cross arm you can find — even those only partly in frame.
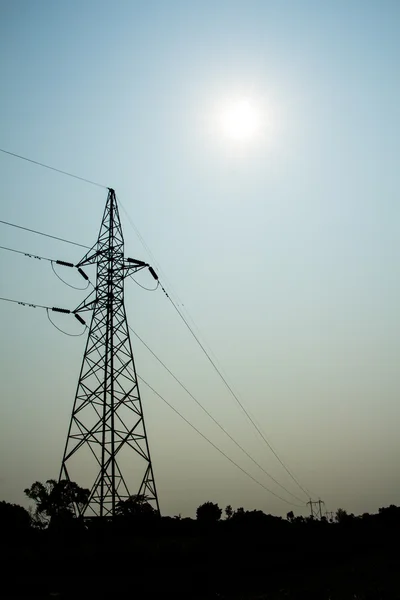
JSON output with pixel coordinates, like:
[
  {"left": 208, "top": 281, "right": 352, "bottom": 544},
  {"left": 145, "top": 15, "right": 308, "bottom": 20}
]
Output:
[
  {"left": 76, "top": 247, "right": 100, "bottom": 268},
  {"left": 123, "top": 258, "right": 159, "bottom": 281},
  {"left": 73, "top": 291, "right": 97, "bottom": 313},
  {"left": 123, "top": 259, "right": 159, "bottom": 281},
  {"left": 125, "top": 257, "right": 148, "bottom": 268}
]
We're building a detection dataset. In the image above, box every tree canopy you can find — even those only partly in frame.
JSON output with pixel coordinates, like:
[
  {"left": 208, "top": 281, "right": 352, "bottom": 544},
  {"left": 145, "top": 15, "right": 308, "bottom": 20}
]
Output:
[
  {"left": 196, "top": 501, "right": 222, "bottom": 523},
  {"left": 116, "top": 494, "right": 157, "bottom": 518},
  {"left": 24, "top": 479, "right": 89, "bottom": 525}
]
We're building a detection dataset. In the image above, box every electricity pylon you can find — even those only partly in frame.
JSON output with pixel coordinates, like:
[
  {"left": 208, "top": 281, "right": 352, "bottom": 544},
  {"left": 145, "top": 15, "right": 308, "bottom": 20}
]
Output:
[
  {"left": 325, "top": 510, "right": 335, "bottom": 522},
  {"left": 60, "top": 188, "right": 160, "bottom": 518},
  {"left": 307, "top": 498, "right": 325, "bottom": 520}
]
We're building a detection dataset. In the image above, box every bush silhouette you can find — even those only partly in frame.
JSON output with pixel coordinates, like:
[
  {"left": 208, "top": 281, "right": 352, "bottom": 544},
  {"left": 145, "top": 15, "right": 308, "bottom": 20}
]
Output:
[{"left": 196, "top": 501, "right": 222, "bottom": 523}]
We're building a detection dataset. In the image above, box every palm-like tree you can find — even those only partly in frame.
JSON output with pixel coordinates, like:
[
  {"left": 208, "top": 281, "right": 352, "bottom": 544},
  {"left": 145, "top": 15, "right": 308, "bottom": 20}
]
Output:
[{"left": 116, "top": 494, "right": 156, "bottom": 517}]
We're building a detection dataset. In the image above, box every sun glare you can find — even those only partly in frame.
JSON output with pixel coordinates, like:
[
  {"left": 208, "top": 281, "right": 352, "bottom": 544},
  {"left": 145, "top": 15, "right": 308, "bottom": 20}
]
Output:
[{"left": 220, "top": 98, "right": 260, "bottom": 141}]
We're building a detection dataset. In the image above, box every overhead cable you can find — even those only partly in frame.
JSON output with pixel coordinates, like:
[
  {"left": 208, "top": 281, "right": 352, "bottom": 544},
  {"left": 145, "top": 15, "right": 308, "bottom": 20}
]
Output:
[
  {"left": 118, "top": 196, "right": 186, "bottom": 305},
  {"left": 0, "top": 296, "right": 55, "bottom": 310},
  {"left": 46, "top": 309, "right": 87, "bottom": 337},
  {"left": 161, "top": 284, "right": 311, "bottom": 499},
  {"left": 0, "top": 295, "right": 87, "bottom": 335},
  {"left": 138, "top": 374, "right": 304, "bottom": 507},
  {"left": 129, "top": 274, "right": 159, "bottom": 292},
  {"left": 51, "top": 261, "right": 90, "bottom": 290},
  {"left": 0, "top": 244, "right": 55, "bottom": 262},
  {"left": 0, "top": 220, "right": 90, "bottom": 249},
  {"left": 0, "top": 243, "right": 91, "bottom": 290},
  {"left": 116, "top": 191, "right": 311, "bottom": 500},
  {"left": 0, "top": 148, "right": 108, "bottom": 189},
  {"left": 130, "top": 325, "right": 304, "bottom": 503}
]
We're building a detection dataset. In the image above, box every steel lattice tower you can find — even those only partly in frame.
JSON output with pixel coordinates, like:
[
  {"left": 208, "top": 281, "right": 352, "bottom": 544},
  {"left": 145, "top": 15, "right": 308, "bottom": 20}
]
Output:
[
  {"left": 307, "top": 499, "right": 325, "bottom": 520},
  {"left": 60, "top": 188, "right": 160, "bottom": 518}
]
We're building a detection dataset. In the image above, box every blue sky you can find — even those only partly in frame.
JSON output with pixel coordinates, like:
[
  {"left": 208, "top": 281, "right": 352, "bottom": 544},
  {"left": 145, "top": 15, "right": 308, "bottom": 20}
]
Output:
[{"left": 0, "top": 0, "right": 399, "bottom": 518}]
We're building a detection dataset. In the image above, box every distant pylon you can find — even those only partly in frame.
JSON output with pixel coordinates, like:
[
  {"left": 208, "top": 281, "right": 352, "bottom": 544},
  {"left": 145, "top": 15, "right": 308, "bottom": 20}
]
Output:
[
  {"left": 307, "top": 498, "right": 325, "bottom": 520},
  {"left": 325, "top": 510, "right": 335, "bottom": 522},
  {"left": 59, "top": 188, "right": 160, "bottom": 518}
]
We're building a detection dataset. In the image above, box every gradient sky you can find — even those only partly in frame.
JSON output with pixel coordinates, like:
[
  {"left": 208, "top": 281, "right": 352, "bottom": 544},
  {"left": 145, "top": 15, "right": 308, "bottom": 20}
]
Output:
[{"left": 0, "top": 0, "right": 399, "bottom": 519}]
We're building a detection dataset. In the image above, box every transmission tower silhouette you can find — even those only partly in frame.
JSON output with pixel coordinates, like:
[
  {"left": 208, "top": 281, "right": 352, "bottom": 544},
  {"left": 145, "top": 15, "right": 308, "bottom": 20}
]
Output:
[
  {"left": 307, "top": 498, "right": 325, "bottom": 520},
  {"left": 60, "top": 189, "right": 160, "bottom": 518}
]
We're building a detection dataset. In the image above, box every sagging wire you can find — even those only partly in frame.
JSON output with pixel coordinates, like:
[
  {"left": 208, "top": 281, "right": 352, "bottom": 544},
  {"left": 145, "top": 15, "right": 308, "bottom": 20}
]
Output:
[
  {"left": 0, "top": 295, "right": 87, "bottom": 337},
  {"left": 46, "top": 308, "right": 87, "bottom": 337},
  {"left": 129, "top": 274, "right": 159, "bottom": 292},
  {"left": 0, "top": 244, "right": 92, "bottom": 291},
  {"left": 125, "top": 258, "right": 160, "bottom": 291},
  {"left": 51, "top": 261, "right": 90, "bottom": 291}
]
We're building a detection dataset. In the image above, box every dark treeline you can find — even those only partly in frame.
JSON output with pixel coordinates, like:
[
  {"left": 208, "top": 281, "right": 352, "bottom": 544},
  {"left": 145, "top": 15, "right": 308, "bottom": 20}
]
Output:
[{"left": 2, "top": 480, "right": 400, "bottom": 599}]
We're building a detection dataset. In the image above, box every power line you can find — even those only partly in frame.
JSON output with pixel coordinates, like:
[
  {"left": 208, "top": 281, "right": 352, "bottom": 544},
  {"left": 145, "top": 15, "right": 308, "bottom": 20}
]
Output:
[
  {"left": 118, "top": 199, "right": 163, "bottom": 271},
  {"left": 38, "top": 262, "right": 302, "bottom": 502},
  {"left": 116, "top": 194, "right": 311, "bottom": 500},
  {"left": 0, "top": 152, "right": 308, "bottom": 506},
  {"left": 162, "top": 286, "right": 310, "bottom": 499},
  {"left": 138, "top": 375, "right": 304, "bottom": 507},
  {"left": 0, "top": 148, "right": 108, "bottom": 189},
  {"left": 118, "top": 196, "right": 187, "bottom": 307},
  {"left": 0, "top": 295, "right": 75, "bottom": 315},
  {"left": 0, "top": 243, "right": 91, "bottom": 290},
  {"left": 120, "top": 191, "right": 230, "bottom": 387},
  {"left": 0, "top": 148, "right": 309, "bottom": 500},
  {"left": 44, "top": 260, "right": 303, "bottom": 502},
  {"left": 0, "top": 244, "right": 54, "bottom": 262},
  {"left": 46, "top": 308, "right": 87, "bottom": 337},
  {"left": 51, "top": 261, "right": 90, "bottom": 290},
  {"left": 129, "top": 325, "right": 305, "bottom": 503},
  {"left": 129, "top": 274, "right": 159, "bottom": 292},
  {"left": 0, "top": 296, "right": 54, "bottom": 310},
  {"left": 163, "top": 287, "right": 314, "bottom": 499},
  {"left": 0, "top": 220, "right": 90, "bottom": 249},
  {"left": 0, "top": 295, "right": 87, "bottom": 337}
]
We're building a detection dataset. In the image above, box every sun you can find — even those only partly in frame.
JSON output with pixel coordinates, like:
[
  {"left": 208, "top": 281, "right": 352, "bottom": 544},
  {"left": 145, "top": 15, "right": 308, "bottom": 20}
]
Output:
[{"left": 220, "top": 98, "right": 260, "bottom": 141}]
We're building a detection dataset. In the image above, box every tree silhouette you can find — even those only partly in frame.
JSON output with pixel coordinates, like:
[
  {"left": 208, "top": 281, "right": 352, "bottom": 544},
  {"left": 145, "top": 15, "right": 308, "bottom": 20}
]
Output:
[
  {"left": 24, "top": 479, "right": 89, "bottom": 526},
  {"left": 0, "top": 501, "right": 31, "bottom": 532},
  {"left": 335, "top": 508, "right": 352, "bottom": 524},
  {"left": 378, "top": 504, "right": 400, "bottom": 524},
  {"left": 196, "top": 501, "right": 222, "bottom": 523},
  {"left": 116, "top": 494, "right": 156, "bottom": 518}
]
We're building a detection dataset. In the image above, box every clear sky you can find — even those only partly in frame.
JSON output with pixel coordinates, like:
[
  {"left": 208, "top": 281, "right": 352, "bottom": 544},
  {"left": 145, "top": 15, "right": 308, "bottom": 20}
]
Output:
[{"left": 0, "top": 0, "right": 399, "bottom": 518}]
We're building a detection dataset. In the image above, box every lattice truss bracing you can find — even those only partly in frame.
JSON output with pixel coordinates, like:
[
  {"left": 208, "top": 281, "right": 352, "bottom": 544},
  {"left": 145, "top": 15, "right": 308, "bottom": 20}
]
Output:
[{"left": 60, "top": 189, "right": 159, "bottom": 518}]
